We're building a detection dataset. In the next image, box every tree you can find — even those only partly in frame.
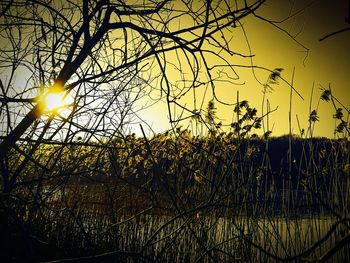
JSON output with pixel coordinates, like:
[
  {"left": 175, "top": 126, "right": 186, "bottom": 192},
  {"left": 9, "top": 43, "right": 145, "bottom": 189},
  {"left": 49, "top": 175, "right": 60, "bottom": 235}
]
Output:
[
  {"left": 0, "top": 0, "right": 267, "bottom": 260},
  {"left": 3, "top": 1, "right": 348, "bottom": 262},
  {"left": 0, "top": 0, "right": 265, "bottom": 161}
]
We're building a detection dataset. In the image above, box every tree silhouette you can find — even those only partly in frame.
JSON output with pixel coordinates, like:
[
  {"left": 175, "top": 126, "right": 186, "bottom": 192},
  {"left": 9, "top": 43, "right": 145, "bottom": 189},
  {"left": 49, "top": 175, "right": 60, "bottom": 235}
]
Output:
[
  {"left": 0, "top": 0, "right": 265, "bottom": 161},
  {"left": 1, "top": 1, "right": 348, "bottom": 262},
  {"left": 0, "top": 0, "right": 269, "bottom": 260}
]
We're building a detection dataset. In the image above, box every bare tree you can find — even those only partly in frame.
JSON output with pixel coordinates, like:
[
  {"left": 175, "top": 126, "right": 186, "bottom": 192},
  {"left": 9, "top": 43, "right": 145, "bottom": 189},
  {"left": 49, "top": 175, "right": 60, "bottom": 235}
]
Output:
[
  {"left": 0, "top": 0, "right": 270, "bottom": 260},
  {"left": 0, "top": 0, "right": 265, "bottom": 161},
  {"left": 3, "top": 1, "right": 347, "bottom": 262}
]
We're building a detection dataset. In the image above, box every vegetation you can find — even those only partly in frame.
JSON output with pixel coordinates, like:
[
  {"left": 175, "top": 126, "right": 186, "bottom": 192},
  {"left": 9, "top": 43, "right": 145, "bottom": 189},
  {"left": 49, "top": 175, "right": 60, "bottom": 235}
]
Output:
[
  {"left": 1, "top": 1, "right": 350, "bottom": 262},
  {"left": 2, "top": 92, "right": 350, "bottom": 262}
]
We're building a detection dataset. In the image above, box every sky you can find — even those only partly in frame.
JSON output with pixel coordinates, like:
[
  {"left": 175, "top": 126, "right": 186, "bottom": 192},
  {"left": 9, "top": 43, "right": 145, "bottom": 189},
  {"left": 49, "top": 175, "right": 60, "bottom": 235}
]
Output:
[
  {"left": 138, "top": 0, "right": 350, "bottom": 138},
  {"left": 2, "top": 0, "right": 349, "bottom": 139}
]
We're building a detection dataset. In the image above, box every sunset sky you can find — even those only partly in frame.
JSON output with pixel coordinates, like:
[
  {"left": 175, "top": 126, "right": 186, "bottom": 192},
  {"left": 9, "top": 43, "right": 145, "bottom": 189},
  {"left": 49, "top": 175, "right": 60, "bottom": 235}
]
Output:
[
  {"left": 139, "top": 0, "right": 350, "bottom": 138},
  {"left": 2, "top": 0, "right": 349, "bottom": 139}
]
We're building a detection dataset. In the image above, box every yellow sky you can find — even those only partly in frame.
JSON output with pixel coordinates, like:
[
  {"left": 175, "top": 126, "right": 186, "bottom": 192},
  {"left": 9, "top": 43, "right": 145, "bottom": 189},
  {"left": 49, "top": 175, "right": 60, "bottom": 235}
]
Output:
[
  {"left": 138, "top": 0, "right": 350, "bottom": 138},
  {"left": 4, "top": 0, "right": 348, "bottom": 139}
]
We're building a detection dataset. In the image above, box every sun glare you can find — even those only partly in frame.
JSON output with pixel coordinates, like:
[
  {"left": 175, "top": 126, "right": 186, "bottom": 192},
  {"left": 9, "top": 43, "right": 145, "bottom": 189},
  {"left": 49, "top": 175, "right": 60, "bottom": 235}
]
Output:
[
  {"left": 44, "top": 92, "right": 65, "bottom": 111},
  {"left": 39, "top": 84, "right": 72, "bottom": 112}
]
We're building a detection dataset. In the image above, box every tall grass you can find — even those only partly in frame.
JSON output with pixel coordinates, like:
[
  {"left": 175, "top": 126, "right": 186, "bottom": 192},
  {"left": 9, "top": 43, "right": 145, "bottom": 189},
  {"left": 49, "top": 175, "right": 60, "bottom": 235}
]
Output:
[{"left": 1, "top": 87, "right": 349, "bottom": 262}]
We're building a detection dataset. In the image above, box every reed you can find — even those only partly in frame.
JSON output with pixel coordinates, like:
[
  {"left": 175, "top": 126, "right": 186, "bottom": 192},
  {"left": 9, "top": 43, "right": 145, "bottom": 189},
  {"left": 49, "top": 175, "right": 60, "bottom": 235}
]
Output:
[{"left": 2, "top": 87, "right": 349, "bottom": 262}]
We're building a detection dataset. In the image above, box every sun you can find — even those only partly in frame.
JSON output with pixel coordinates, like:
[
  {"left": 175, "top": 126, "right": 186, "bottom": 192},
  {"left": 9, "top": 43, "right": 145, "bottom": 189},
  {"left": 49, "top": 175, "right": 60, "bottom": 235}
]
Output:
[
  {"left": 39, "top": 84, "right": 72, "bottom": 112},
  {"left": 44, "top": 92, "right": 66, "bottom": 111}
]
